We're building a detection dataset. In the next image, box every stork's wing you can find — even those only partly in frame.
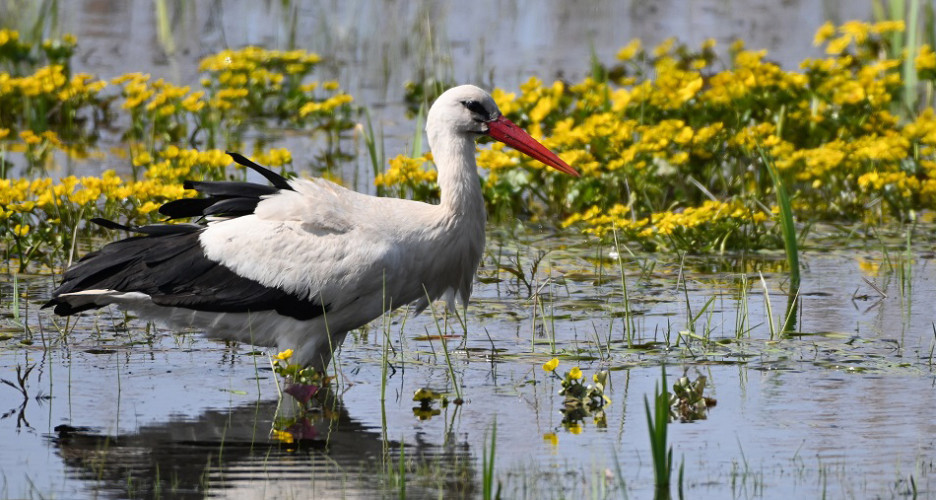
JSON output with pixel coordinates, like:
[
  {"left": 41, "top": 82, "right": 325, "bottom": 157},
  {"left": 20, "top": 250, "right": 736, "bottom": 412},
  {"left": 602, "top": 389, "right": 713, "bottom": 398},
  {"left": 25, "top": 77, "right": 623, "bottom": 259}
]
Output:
[
  {"left": 46, "top": 226, "right": 328, "bottom": 320},
  {"left": 45, "top": 152, "right": 334, "bottom": 319},
  {"left": 196, "top": 177, "right": 402, "bottom": 311}
]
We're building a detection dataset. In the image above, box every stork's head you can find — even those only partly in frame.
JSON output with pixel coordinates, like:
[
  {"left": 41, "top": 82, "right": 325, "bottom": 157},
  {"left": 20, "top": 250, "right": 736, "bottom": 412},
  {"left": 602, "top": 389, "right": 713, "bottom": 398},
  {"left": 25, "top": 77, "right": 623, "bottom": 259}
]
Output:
[{"left": 427, "top": 85, "right": 579, "bottom": 177}]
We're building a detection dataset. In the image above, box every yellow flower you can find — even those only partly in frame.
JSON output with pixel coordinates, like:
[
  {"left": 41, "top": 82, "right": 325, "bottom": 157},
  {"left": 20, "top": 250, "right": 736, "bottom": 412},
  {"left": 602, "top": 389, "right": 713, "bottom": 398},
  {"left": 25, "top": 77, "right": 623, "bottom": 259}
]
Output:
[
  {"left": 857, "top": 257, "right": 881, "bottom": 275},
  {"left": 543, "top": 433, "right": 558, "bottom": 446},
  {"left": 19, "top": 130, "right": 41, "bottom": 145},
  {"left": 616, "top": 39, "right": 642, "bottom": 61},
  {"left": 271, "top": 429, "right": 294, "bottom": 444},
  {"left": 543, "top": 358, "right": 559, "bottom": 372},
  {"left": 871, "top": 20, "right": 904, "bottom": 34},
  {"left": 182, "top": 91, "right": 206, "bottom": 112},
  {"left": 13, "top": 224, "right": 30, "bottom": 237},
  {"left": 652, "top": 37, "right": 675, "bottom": 58},
  {"left": 274, "top": 349, "right": 293, "bottom": 360},
  {"left": 916, "top": 44, "right": 936, "bottom": 72},
  {"left": 840, "top": 21, "right": 870, "bottom": 44},
  {"left": 138, "top": 201, "right": 161, "bottom": 214},
  {"left": 813, "top": 22, "right": 835, "bottom": 45},
  {"left": 374, "top": 154, "right": 437, "bottom": 187},
  {"left": 569, "top": 367, "right": 582, "bottom": 380},
  {"left": 825, "top": 35, "right": 851, "bottom": 55}
]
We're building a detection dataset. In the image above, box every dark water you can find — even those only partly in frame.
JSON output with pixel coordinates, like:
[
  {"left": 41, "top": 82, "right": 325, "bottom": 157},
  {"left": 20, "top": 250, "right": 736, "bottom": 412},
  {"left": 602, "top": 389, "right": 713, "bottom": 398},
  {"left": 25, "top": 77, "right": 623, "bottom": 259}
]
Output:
[{"left": 6, "top": 1, "right": 936, "bottom": 499}]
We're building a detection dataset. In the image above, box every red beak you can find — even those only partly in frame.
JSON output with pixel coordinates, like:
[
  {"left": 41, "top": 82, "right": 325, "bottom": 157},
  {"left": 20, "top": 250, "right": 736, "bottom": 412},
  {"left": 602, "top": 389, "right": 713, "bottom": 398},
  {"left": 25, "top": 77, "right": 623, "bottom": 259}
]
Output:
[{"left": 486, "top": 115, "right": 580, "bottom": 177}]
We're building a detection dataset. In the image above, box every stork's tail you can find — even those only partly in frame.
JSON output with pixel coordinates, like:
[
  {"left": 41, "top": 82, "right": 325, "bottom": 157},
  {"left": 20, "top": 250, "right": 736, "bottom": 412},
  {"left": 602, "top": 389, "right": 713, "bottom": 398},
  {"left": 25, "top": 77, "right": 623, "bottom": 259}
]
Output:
[{"left": 45, "top": 152, "right": 297, "bottom": 316}]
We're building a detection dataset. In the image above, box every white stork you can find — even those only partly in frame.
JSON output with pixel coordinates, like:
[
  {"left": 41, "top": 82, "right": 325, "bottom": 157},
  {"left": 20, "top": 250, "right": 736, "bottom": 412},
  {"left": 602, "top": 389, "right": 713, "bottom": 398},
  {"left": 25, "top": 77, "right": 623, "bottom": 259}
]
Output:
[{"left": 45, "top": 85, "right": 578, "bottom": 371}]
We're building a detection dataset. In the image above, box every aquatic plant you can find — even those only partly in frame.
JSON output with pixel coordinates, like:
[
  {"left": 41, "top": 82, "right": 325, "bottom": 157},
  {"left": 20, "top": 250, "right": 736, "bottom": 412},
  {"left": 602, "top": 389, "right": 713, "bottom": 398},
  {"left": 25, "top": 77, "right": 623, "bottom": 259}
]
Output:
[
  {"left": 669, "top": 371, "right": 717, "bottom": 422},
  {"left": 271, "top": 348, "right": 332, "bottom": 404},
  {"left": 412, "top": 387, "right": 447, "bottom": 420},
  {"left": 0, "top": 30, "right": 353, "bottom": 270},
  {"left": 543, "top": 358, "right": 611, "bottom": 429},
  {"left": 645, "top": 366, "right": 673, "bottom": 495},
  {"left": 0, "top": 146, "right": 297, "bottom": 270},
  {"left": 0, "top": 31, "right": 355, "bottom": 169},
  {"left": 379, "top": 20, "right": 936, "bottom": 255},
  {"left": 268, "top": 349, "right": 338, "bottom": 443},
  {"left": 6, "top": 21, "right": 936, "bottom": 270}
]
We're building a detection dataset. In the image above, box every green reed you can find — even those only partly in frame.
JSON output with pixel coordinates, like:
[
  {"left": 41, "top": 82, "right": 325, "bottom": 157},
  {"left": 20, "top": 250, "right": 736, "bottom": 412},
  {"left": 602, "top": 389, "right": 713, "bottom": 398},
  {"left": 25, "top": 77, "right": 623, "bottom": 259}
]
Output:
[{"left": 645, "top": 366, "right": 673, "bottom": 495}]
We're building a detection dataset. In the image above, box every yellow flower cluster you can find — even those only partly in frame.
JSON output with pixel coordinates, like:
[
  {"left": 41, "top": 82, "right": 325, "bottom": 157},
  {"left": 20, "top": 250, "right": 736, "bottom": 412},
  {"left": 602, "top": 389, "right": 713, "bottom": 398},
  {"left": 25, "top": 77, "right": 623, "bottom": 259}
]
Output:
[
  {"left": 198, "top": 46, "right": 321, "bottom": 73},
  {"left": 0, "top": 64, "right": 104, "bottom": 98},
  {"left": 253, "top": 148, "right": 293, "bottom": 168},
  {"left": 194, "top": 46, "right": 355, "bottom": 137},
  {"left": 0, "top": 59, "right": 108, "bottom": 151},
  {"left": 0, "top": 170, "right": 186, "bottom": 224},
  {"left": 114, "top": 73, "right": 199, "bottom": 117},
  {"left": 0, "top": 29, "right": 20, "bottom": 46},
  {"left": 374, "top": 153, "right": 438, "bottom": 189},
  {"left": 2, "top": 145, "right": 301, "bottom": 265},
  {"left": 139, "top": 146, "right": 236, "bottom": 183},
  {"left": 814, "top": 20, "right": 905, "bottom": 55},
  {"left": 917, "top": 44, "right": 936, "bottom": 75},
  {"left": 563, "top": 200, "right": 772, "bottom": 250},
  {"left": 1, "top": 32, "right": 362, "bottom": 268},
  {"left": 0, "top": 28, "right": 31, "bottom": 58},
  {"left": 298, "top": 93, "right": 354, "bottom": 117},
  {"left": 374, "top": 20, "right": 936, "bottom": 248}
]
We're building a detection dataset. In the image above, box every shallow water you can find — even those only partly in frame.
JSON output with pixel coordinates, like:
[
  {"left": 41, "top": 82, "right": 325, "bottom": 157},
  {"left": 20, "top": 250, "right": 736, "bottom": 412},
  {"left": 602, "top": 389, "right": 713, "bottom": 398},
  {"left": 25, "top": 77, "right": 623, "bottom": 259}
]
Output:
[
  {"left": 4, "top": 1, "right": 936, "bottom": 499},
  {"left": 4, "top": 232, "right": 936, "bottom": 498}
]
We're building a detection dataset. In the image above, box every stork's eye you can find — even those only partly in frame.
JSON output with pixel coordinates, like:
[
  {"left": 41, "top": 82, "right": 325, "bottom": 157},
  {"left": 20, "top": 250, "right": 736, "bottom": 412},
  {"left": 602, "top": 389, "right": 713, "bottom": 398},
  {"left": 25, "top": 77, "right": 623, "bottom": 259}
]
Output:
[{"left": 461, "top": 99, "right": 489, "bottom": 117}]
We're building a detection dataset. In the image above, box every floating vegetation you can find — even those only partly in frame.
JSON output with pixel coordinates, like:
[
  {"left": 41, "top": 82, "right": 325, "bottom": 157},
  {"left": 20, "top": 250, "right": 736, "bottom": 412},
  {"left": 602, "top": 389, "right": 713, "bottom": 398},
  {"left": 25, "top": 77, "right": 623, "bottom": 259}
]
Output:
[
  {"left": 270, "top": 349, "right": 338, "bottom": 443},
  {"left": 412, "top": 387, "right": 449, "bottom": 420},
  {"left": 272, "top": 349, "right": 332, "bottom": 406},
  {"left": 669, "top": 371, "right": 717, "bottom": 422},
  {"left": 542, "top": 357, "right": 611, "bottom": 430}
]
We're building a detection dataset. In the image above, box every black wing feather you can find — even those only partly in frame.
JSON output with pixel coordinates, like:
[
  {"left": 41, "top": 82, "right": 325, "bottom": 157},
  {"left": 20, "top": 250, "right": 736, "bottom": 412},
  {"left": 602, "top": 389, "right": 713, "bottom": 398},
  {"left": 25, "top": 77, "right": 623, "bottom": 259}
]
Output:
[
  {"left": 158, "top": 152, "right": 292, "bottom": 220},
  {"left": 46, "top": 231, "right": 327, "bottom": 320},
  {"left": 225, "top": 151, "right": 293, "bottom": 190},
  {"left": 158, "top": 198, "right": 218, "bottom": 219},
  {"left": 201, "top": 198, "right": 266, "bottom": 217},
  {"left": 90, "top": 218, "right": 202, "bottom": 236},
  {"left": 46, "top": 152, "right": 327, "bottom": 321},
  {"left": 183, "top": 180, "right": 279, "bottom": 197}
]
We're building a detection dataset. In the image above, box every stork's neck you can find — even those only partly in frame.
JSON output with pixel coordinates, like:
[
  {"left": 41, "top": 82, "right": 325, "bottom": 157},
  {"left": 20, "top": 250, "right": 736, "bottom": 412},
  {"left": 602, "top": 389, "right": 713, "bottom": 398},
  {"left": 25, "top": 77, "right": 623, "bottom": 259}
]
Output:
[{"left": 429, "top": 128, "right": 486, "bottom": 218}]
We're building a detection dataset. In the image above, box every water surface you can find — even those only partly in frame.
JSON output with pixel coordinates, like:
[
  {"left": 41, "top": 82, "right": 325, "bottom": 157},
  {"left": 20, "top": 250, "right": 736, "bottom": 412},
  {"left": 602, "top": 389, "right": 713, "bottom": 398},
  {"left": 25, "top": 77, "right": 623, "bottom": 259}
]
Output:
[{"left": 3, "top": 2, "right": 936, "bottom": 499}]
